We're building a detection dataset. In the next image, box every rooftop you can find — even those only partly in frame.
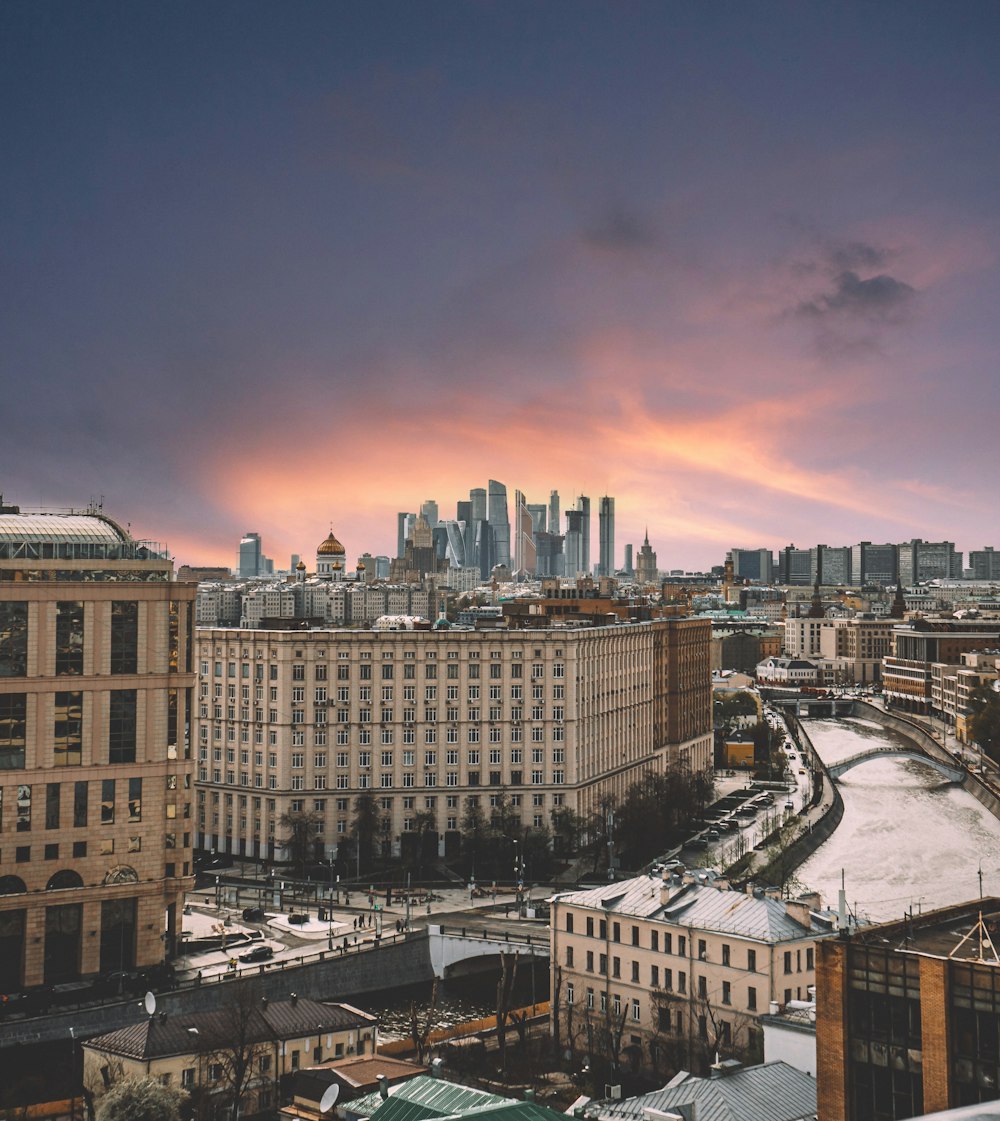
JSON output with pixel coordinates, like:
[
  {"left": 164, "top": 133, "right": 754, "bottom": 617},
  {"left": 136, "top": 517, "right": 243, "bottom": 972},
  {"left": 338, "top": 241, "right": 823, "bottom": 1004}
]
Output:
[{"left": 553, "top": 876, "right": 832, "bottom": 942}]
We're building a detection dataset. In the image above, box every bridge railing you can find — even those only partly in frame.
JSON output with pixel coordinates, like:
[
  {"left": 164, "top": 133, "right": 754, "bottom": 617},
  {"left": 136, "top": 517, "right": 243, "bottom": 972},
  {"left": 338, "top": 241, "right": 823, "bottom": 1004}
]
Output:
[{"left": 436, "top": 925, "right": 547, "bottom": 950}]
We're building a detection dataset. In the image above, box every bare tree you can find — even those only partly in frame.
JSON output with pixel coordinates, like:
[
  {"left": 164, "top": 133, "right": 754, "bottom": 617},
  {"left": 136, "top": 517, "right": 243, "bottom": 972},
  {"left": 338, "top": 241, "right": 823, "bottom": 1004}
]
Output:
[
  {"left": 495, "top": 951, "right": 520, "bottom": 1076},
  {"left": 195, "top": 984, "right": 272, "bottom": 1121},
  {"left": 408, "top": 979, "right": 439, "bottom": 1063}
]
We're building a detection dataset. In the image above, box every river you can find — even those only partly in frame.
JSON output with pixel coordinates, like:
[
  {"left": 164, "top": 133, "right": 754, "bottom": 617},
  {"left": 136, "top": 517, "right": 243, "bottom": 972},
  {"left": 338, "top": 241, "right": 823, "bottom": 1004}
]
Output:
[{"left": 795, "top": 715, "right": 1000, "bottom": 924}]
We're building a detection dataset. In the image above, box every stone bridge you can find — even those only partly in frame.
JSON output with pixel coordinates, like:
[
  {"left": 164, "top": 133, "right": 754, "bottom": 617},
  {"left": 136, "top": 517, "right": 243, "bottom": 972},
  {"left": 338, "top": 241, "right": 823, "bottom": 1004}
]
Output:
[
  {"left": 427, "top": 923, "right": 549, "bottom": 980},
  {"left": 827, "top": 745, "right": 965, "bottom": 783}
]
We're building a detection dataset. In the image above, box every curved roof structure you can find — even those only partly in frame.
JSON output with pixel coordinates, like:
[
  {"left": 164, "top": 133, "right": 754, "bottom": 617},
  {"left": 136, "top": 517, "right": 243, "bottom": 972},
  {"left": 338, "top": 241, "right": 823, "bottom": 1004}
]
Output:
[
  {"left": 317, "top": 530, "right": 346, "bottom": 556},
  {"left": 0, "top": 512, "right": 130, "bottom": 545}
]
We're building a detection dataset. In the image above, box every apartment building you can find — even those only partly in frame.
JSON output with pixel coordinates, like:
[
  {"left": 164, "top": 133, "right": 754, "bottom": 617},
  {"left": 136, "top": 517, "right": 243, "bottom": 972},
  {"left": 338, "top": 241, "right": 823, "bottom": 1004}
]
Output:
[
  {"left": 0, "top": 506, "right": 196, "bottom": 991},
  {"left": 819, "top": 617, "right": 895, "bottom": 685},
  {"left": 194, "top": 618, "right": 711, "bottom": 862},
  {"left": 817, "top": 898, "right": 1000, "bottom": 1121},
  {"left": 549, "top": 874, "right": 835, "bottom": 1078}
]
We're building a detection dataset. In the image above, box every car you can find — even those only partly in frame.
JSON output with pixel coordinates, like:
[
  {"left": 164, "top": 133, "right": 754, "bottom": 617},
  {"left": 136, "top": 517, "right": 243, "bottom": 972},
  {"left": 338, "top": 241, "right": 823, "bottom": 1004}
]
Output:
[
  {"left": 798, "top": 768, "right": 806, "bottom": 775},
  {"left": 239, "top": 945, "right": 274, "bottom": 963},
  {"left": 704, "top": 828, "right": 721, "bottom": 840},
  {"left": 784, "top": 801, "right": 795, "bottom": 810},
  {"left": 242, "top": 907, "right": 266, "bottom": 922}
]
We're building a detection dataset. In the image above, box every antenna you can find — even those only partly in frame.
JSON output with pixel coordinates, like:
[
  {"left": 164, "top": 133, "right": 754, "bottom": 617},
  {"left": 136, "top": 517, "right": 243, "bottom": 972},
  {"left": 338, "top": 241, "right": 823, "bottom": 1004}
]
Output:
[
  {"left": 319, "top": 1083, "right": 340, "bottom": 1113},
  {"left": 143, "top": 991, "right": 157, "bottom": 1016}
]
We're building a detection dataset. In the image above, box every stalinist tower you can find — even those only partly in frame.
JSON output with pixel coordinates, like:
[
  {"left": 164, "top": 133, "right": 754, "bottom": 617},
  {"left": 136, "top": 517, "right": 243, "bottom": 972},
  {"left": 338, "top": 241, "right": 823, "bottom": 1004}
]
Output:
[{"left": 635, "top": 529, "right": 658, "bottom": 584}]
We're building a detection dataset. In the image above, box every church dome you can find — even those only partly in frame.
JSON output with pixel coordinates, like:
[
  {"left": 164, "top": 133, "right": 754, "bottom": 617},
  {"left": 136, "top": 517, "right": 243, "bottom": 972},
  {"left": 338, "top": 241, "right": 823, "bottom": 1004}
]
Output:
[
  {"left": 296, "top": 561, "right": 306, "bottom": 571},
  {"left": 332, "top": 561, "right": 343, "bottom": 571},
  {"left": 357, "top": 561, "right": 366, "bottom": 571},
  {"left": 317, "top": 531, "right": 346, "bottom": 556}
]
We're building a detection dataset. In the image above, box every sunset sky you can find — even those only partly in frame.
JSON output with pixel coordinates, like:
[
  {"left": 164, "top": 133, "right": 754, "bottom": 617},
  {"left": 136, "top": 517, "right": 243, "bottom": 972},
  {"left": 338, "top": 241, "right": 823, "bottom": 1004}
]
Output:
[{"left": 3, "top": 2, "right": 998, "bottom": 572}]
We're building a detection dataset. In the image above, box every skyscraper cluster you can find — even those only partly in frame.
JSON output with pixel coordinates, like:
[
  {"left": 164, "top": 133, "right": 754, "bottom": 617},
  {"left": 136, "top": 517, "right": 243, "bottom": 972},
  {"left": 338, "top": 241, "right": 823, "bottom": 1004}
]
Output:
[{"left": 397, "top": 482, "right": 618, "bottom": 579}]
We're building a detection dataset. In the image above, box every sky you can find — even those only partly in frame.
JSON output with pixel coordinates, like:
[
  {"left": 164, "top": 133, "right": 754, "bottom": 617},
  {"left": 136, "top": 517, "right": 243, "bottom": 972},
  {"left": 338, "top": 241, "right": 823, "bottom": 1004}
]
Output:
[{"left": 3, "top": 1, "right": 999, "bottom": 572}]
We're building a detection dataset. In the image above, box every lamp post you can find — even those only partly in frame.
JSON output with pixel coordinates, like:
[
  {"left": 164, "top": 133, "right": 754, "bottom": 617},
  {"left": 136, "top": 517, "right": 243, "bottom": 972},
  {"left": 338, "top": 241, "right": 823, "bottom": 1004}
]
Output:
[
  {"left": 513, "top": 840, "right": 525, "bottom": 914},
  {"left": 325, "top": 858, "right": 335, "bottom": 950}
]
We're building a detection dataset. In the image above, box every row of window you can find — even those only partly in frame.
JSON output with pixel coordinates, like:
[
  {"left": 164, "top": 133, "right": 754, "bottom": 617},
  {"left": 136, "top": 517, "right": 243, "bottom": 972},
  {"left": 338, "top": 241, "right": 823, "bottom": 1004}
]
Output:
[{"left": 564, "top": 913, "right": 814, "bottom": 974}]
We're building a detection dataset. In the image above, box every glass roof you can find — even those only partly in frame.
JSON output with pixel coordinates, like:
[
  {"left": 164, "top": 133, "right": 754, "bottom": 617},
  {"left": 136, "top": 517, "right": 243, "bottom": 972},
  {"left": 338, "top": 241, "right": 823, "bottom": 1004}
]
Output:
[{"left": 0, "top": 513, "right": 131, "bottom": 545}]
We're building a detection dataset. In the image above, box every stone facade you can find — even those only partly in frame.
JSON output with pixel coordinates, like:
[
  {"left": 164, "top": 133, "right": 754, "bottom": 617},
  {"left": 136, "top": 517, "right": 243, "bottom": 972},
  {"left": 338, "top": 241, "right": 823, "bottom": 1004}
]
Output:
[
  {"left": 194, "top": 618, "right": 712, "bottom": 861},
  {"left": 0, "top": 508, "right": 196, "bottom": 990}
]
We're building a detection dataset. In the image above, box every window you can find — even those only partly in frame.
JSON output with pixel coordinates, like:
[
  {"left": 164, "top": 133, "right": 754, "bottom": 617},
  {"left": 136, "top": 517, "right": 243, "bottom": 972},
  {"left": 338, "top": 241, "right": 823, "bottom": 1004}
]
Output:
[
  {"left": 108, "top": 690, "right": 137, "bottom": 763},
  {"left": 747, "top": 948, "right": 757, "bottom": 972},
  {"left": 722, "top": 980, "right": 731, "bottom": 1005},
  {"left": 698, "top": 975, "right": 707, "bottom": 998},
  {"left": 631, "top": 998, "right": 641, "bottom": 1022},
  {"left": 109, "top": 602, "right": 138, "bottom": 674},
  {"left": 631, "top": 961, "right": 640, "bottom": 982},
  {"left": 784, "top": 951, "right": 792, "bottom": 974},
  {"left": 566, "top": 947, "right": 574, "bottom": 967},
  {"left": 698, "top": 939, "right": 707, "bottom": 961},
  {"left": 101, "top": 779, "right": 115, "bottom": 824},
  {"left": 722, "top": 943, "right": 730, "bottom": 966},
  {"left": 747, "top": 986, "right": 757, "bottom": 1011}
]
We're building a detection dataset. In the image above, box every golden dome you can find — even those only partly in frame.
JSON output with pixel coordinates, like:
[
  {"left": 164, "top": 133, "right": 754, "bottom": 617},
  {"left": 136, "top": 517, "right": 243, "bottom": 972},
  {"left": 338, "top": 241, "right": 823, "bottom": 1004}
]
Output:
[
  {"left": 357, "top": 561, "right": 366, "bottom": 570},
  {"left": 332, "top": 561, "right": 343, "bottom": 571},
  {"left": 317, "top": 530, "right": 345, "bottom": 556},
  {"left": 296, "top": 561, "right": 306, "bottom": 571}
]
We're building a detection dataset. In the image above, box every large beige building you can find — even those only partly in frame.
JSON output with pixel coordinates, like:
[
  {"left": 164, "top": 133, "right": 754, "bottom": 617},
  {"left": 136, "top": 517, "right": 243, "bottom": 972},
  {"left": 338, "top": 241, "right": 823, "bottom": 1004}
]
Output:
[
  {"left": 0, "top": 506, "right": 196, "bottom": 991},
  {"left": 550, "top": 874, "right": 835, "bottom": 1079},
  {"left": 194, "top": 618, "right": 711, "bottom": 861}
]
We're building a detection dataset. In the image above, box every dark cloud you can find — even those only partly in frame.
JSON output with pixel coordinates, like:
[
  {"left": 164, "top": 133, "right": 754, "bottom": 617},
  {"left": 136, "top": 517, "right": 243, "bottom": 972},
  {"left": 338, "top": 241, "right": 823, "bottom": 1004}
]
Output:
[
  {"left": 581, "top": 206, "right": 657, "bottom": 253},
  {"left": 797, "top": 270, "right": 916, "bottom": 320},
  {"left": 828, "top": 241, "right": 889, "bottom": 272}
]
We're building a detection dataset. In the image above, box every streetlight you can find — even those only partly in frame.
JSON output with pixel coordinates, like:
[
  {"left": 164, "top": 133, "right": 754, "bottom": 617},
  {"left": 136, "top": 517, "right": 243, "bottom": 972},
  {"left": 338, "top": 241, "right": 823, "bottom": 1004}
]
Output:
[
  {"left": 513, "top": 840, "right": 525, "bottom": 914},
  {"left": 325, "top": 858, "right": 336, "bottom": 950}
]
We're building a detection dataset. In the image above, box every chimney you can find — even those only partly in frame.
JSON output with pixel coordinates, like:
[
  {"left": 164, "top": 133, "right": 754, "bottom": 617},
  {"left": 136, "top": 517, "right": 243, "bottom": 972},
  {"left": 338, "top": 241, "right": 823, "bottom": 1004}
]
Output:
[
  {"left": 290, "top": 992, "right": 298, "bottom": 1006},
  {"left": 769, "top": 1000, "right": 780, "bottom": 1015},
  {"left": 377, "top": 1075, "right": 389, "bottom": 1100},
  {"left": 430, "top": 1058, "right": 443, "bottom": 1079},
  {"left": 784, "top": 899, "right": 812, "bottom": 928},
  {"left": 261, "top": 996, "right": 268, "bottom": 1008}
]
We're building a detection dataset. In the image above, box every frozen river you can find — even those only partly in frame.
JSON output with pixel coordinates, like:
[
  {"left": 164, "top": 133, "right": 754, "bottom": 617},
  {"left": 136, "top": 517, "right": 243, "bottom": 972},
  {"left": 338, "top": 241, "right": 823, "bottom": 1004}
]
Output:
[{"left": 795, "top": 716, "right": 1000, "bottom": 924}]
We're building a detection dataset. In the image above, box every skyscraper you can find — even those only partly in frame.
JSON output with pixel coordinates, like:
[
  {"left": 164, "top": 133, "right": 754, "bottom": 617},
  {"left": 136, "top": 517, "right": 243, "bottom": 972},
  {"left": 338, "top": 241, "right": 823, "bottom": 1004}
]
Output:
[
  {"left": 396, "top": 512, "right": 413, "bottom": 559},
  {"left": 624, "top": 543, "right": 633, "bottom": 576},
  {"left": 469, "top": 488, "right": 487, "bottom": 523},
  {"left": 564, "top": 509, "right": 585, "bottom": 576},
  {"left": 419, "top": 499, "right": 439, "bottom": 529},
  {"left": 488, "top": 480, "right": 510, "bottom": 570},
  {"left": 513, "top": 490, "right": 536, "bottom": 577},
  {"left": 549, "top": 490, "right": 560, "bottom": 536},
  {"left": 598, "top": 495, "right": 615, "bottom": 577},
  {"left": 238, "top": 531, "right": 262, "bottom": 577},
  {"left": 576, "top": 494, "right": 591, "bottom": 575}
]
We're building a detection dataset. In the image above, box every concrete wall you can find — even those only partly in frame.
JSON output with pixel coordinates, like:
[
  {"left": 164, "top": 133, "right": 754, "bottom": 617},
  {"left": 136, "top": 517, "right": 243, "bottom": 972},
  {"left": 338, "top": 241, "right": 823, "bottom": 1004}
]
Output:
[{"left": 1, "top": 930, "right": 435, "bottom": 1048}]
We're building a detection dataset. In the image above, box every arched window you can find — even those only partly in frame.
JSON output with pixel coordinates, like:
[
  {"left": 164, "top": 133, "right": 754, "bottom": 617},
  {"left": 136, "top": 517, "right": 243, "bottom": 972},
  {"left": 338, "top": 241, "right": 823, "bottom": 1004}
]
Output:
[
  {"left": 103, "top": 865, "right": 139, "bottom": 886},
  {"left": 0, "top": 875, "right": 27, "bottom": 895},
  {"left": 46, "top": 870, "right": 84, "bottom": 891}
]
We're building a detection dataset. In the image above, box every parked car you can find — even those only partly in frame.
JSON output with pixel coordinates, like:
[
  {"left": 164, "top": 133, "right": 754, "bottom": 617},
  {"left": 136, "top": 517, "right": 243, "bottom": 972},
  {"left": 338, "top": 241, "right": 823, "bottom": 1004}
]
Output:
[
  {"left": 242, "top": 907, "right": 266, "bottom": 922},
  {"left": 239, "top": 945, "right": 274, "bottom": 963}
]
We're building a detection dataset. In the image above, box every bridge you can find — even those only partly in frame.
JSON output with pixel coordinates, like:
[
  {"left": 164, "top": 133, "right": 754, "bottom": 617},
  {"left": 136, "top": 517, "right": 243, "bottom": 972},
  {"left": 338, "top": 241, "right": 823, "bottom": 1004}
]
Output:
[
  {"left": 427, "top": 923, "right": 549, "bottom": 980},
  {"left": 827, "top": 746, "right": 966, "bottom": 783}
]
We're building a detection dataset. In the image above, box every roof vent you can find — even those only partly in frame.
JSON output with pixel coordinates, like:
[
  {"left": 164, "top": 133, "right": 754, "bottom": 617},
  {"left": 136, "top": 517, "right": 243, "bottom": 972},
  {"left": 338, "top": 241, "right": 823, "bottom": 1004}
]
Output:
[{"left": 290, "top": 992, "right": 298, "bottom": 1006}]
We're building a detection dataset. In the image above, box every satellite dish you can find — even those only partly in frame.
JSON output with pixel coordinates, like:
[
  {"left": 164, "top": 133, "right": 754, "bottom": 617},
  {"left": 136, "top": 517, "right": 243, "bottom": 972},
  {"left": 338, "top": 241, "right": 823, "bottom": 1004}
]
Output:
[
  {"left": 319, "top": 1082, "right": 340, "bottom": 1113},
  {"left": 143, "top": 991, "right": 157, "bottom": 1016}
]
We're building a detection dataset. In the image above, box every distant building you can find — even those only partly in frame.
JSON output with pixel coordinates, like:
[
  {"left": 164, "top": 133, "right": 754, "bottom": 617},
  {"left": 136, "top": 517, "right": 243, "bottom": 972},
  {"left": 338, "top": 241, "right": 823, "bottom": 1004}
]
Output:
[
  {"left": 779, "top": 546, "right": 813, "bottom": 586},
  {"left": 635, "top": 530, "right": 658, "bottom": 584},
  {"left": 851, "top": 541, "right": 898, "bottom": 586},
  {"left": 970, "top": 547, "right": 1000, "bottom": 581},
  {"left": 882, "top": 619, "right": 1000, "bottom": 713},
  {"left": 756, "top": 656, "right": 820, "bottom": 686},
  {"left": 897, "top": 538, "right": 963, "bottom": 583},
  {"left": 598, "top": 495, "right": 615, "bottom": 578},
  {"left": 577, "top": 494, "right": 591, "bottom": 576},
  {"left": 731, "top": 548, "right": 776, "bottom": 584},
  {"left": 487, "top": 480, "right": 510, "bottom": 570},
  {"left": 238, "top": 531, "right": 269, "bottom": 578}
]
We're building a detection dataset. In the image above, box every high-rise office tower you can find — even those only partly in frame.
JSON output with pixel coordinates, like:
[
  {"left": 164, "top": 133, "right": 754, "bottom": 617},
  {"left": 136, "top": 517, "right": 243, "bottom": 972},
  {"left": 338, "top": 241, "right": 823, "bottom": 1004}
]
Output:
[
  {"left": 971, "top": 547, "right": 1000, "bottom": 580},
  {"left": 730, "top": 548, "right": 775, "bottom": 583},
  {"left": 549, "top": 490, "right": 560, "bottom": 537},
  {"left": 238, "top": 532, "right": 262, "bottom": 577},
  {"left": 851, "top": 542, "right": 897, "bottom": 586},
  {"left": 469, "top": 488, "right": 487, "bottom": 523},
  {"left": 811, "top": 545, "right": 852, "bottom": 586},
  {"left": 474, "top": 519, "right": 495, "bottom": 578},
  {"left": 598, "top": 496, "right": 615, "bottom": 577},
  {"left": 488, "top": 480, "right": 510, "bottom": 569},
  {"left": 624, "top": 543, "right": 633, "bottom": 576},
  {"left": 779, "top": 545, "right": 812, "bottom": 585},
  {"left": 535, "top": 531, "right": 565, "bottom": 576},
  {"left": 564, "top": 509, "right": 585, "bottom": 576},
  {"left": 456, "top": 501, "right": 475, "bottom": 570},
  {"left": 396, "top": 512, "right": 414, "bottom": 559},
  {"left": 526, "top": 504, "right": 547, "bottom": 535},
  {"left": 576, "top": 495, "right": 591, "bottom": 575},
  {"left": 513, "top": 490, "right": 536, "bottom": 577},
  {"left": 420, "top": 499, "right": 439, "bottom": 530}
]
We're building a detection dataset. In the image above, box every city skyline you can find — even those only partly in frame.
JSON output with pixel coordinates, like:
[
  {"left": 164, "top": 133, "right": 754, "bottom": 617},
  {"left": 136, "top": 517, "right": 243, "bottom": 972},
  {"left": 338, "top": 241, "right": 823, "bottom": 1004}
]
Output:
[{"left": 4, "top": 4, "right": 1000, "bottom": 569}]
